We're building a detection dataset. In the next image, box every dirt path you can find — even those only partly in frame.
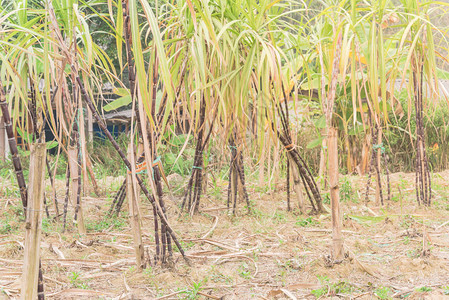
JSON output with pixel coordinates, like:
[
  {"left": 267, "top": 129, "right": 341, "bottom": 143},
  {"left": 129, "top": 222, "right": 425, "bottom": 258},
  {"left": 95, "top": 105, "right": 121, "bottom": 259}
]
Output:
[{"left": 1, "top": 172, "right": 449, "bottom": 299}]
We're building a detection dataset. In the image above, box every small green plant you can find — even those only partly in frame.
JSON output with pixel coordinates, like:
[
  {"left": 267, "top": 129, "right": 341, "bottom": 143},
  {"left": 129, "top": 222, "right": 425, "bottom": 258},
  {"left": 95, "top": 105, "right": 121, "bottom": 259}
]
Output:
[
  {"left": 209, "top": 266, "right": 233, "bottom": 284},
  {"left": 402, "top": 236, "right": 410, "bottom": 245},
  {"left": 178, "top": 279, "right": 206, "bottom": 300},
  {"left": 42, "top": 218, "right": 53, "bottom": 233},
  {"left": 375, "top": 286, "right": 391, "bottom": 299},
  {"left": 143, "top": 266, "right": 154, "bottom": 279},
  {"left": 442, "top": 286, "right": 449, "bottom": 295},
  {"left": 311, "top": 276, "right": 355, "bottom": 298},
  {"left": 273, "top": 210, "right": 286, "bottom": 224},
  {"left": 340, "top": 176, "right": 358, "bottom": 203},
  {"left": 0, "top": 211, "right": 19, "bottom": 234},
  {"left": 295, "top": 216, "right": 317, "bottom": 227},
  {"left": 311, "top": 276, "right": 330, "bottom": 298},
  {"left": 400, "top": 215, "right": 415, "bottom": 229},
  {"left": 174, "top": 240, "right": 195, "bottom": 253},
  {"left": 237, "top": 262, "right": 252, "bottom": 279},
  {"left": 416, "top": 286, "right": 432, "bottom": 292},
  {"left": 68, "top": 271, "right": 89, "bottom": 289},
  {"left": 85, "top": 215, "right": 126, "bottom": 232}
]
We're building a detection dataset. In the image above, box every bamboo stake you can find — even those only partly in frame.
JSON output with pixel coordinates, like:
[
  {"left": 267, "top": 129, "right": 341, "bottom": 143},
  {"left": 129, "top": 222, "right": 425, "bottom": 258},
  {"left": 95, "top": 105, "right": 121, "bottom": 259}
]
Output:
[
  {"left": 127, "top": 149, "right": 145, "bottom": 269},
  {"left": 328, "top": 128, "right": 343, "bottom": 261},
  {"left": 21, "top": 143, "right": 46, "bottom": 300},
  {"left": 1, "top": 81, "right": 45, "bottom": 298},
  {"left": 324, "top": 31, "right": 344, "bottom": 262}
]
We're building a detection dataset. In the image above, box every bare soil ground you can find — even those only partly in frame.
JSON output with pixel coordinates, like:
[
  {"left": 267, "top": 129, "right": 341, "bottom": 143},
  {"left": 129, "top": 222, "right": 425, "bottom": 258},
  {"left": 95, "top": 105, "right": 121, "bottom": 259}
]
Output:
[{"left": 1, "top": 171, "right": 449, "bottom": 299}]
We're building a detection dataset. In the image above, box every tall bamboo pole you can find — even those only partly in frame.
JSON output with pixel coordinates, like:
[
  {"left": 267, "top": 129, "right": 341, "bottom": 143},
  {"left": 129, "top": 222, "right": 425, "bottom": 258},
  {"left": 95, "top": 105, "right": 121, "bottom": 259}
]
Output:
[
  {"left": 328, "top": 128, "right": 343, "bottom": 261},
  {"left": 21, "top": 143, "right": 46, "bottom": 300},
  {"left": 324, "top": 31, "right": 344, "bottom": 261}
]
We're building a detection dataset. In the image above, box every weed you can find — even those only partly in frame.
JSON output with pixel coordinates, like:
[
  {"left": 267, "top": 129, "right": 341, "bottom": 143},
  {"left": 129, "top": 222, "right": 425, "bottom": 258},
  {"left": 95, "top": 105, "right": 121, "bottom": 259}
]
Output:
[
  {"left": 311, "top": 276, "right": 355, "bottom": 298},
  {"left": 0, "top": 222, "right": 12, "bottom": 235},
  {"left": 68, "top": 271, "right": 89, "bottom": 289},
  {"left": 322, "top": 192, "right": 330, "bottom": 205},
  {"left": 400, "top": 215, "right": 415, "bottom": 229},
  {"left": 42, "top": 218, "right": 53, "bottom": 233},
  {"left": 178, "top": 279, "right": 206, "bottom": 300},
  {"left": 237, "top": 262, "right": 252, "bottom": 279},
  {"left": 174, "top": 240, "right": 195, "bottom": 253},
  {"left": 85, "top": 215, "right": 126, "bottom": 232},
  {"left": 295, "top": 216, "right": 317, "bottom": 227},
  {"left": 442, "top": 286, "right": 449, "bottom": 295},
  {"left": 209, "top": 266, "right": 232, "bottom": 284},
  {"left": 374, "top": 286, "right": 391, "bottom": 299},
  {"left": 0, "top": 211, "right": 19, "bottom": 234},
  {"left": 416, "top": 286, "right": 432, "bottom": 292},
  {"left": 143, "top": 266, "right": 154, "bottom": 279},
  {"left": 402, "top": 236, "right": 410, "bottom": 245},
  {"left": 340, "top": 176, "right": 358, "bottom": 203},
  {"left": 272, "top": 210, "right": 286, "bottom": 224}
]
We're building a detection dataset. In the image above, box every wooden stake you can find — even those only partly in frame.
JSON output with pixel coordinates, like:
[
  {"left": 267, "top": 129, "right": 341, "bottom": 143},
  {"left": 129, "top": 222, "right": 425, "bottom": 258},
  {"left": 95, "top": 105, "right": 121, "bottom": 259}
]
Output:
[
  {"left": 21, "top": 143, "right": 46, "bottom": 300},
  {"left": 328, "top": 127, "right": 343, "bottom": 261},
  {"left": 318, "top": 136, "right": 327, "bottom": 180},
  {"left": 127, "top": 149, "right": 145, "bottom": 268}
]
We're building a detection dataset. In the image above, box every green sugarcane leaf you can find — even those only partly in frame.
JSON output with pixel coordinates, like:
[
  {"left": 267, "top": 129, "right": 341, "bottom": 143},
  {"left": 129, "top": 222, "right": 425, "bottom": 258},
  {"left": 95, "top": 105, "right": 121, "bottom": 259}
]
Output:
[
  {"left": 315, "top": 115, "right": 326, "bottom": 129},
  {"left": 306, "top": 137, "right": 323, "bottom": 149},
  {"left": 46, "top": 141, "right": 58, "bottom": 150},
  {"left": 103, "top": 95, "right": 132, "bottom": 112}
]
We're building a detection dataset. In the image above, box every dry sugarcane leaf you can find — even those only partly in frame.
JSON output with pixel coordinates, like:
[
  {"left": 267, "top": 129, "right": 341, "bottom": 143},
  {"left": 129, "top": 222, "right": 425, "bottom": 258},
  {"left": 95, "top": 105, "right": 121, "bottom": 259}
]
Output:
[
  {"left": 280, "top": 289, "right": 298, "bottom": 300},
  {"left": 46, "top": 288, "right": 114, "bottom": 297},
  {"left": 347, "top": 250, "right": 380, "bottom": 278},
  {"left": 267, "top": 283, "right": 320, "bottom": 297}
]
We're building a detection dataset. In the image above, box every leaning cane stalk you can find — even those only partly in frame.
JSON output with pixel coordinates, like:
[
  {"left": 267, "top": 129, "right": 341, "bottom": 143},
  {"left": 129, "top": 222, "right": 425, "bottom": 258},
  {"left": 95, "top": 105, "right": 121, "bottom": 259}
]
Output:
[{"left": 74, "top": 72, "right": 187, "bottom": 260}]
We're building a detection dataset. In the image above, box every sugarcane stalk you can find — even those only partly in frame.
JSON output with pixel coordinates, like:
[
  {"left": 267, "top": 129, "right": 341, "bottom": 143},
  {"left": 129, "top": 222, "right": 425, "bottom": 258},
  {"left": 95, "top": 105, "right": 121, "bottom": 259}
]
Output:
[
  {"left": 0, "top": 82, "right": 28, "bottom": 211},
  {"left": 154, "top": 165, "right": 171, "bottom": 262},
  {"left": 236, "top": 151, "right": 250, "bottom": 213},
  {"left": 109, "top": 179, "right": 126, "bottom": 215},
  {"left": 226, "top": 162, "right": 232, "bottom": 210},
  {"left": 74, "top": 73, "right": 187, "bottom": 260},
  {"left": 62, "top": 164, "right": 71, "bottom": 232},
  {"left": 286, "top": 155, "right": 291, "bottom": 211}
]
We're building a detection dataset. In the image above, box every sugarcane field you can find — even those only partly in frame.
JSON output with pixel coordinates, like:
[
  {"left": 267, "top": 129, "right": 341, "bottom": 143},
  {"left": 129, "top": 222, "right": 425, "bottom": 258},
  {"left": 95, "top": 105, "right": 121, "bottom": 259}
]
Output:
[{"left": 2, "top": 0, "right": 449, "bottom": 299}]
